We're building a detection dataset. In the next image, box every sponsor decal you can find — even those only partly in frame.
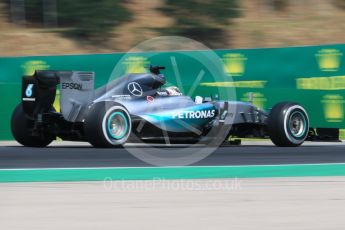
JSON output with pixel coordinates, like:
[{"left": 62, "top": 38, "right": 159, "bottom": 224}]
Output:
[
  {"left": 22, "top": 98, "right": 35, "bottom": 102},
  {"left": 122, "top": 56, "right": 150, "bottom": 74},
  {"left": 21, "top": 60, "right": 50, "bottom": 75},
  {"left": 316, "top": 49, "right": 342, "bottom": 72},
  {"left": 321, "top": 94, "right": 345, "bottom": 122},
  {"left": 127, "top": 82, "right": 143, "bottom": 97},
  {"left": 112, "top": 95, "right": 131, "bottom": 100},
  {"left": 25, "top": 84, "right": 34, "bottom": 97},
  {"left": 156, "top": 91, "right": 169, "bottom": 96},
  {"left": 172, "top": 110, "right": 215, "bottom": 119},
  {"left": 241, "top": 92, "right": 267, "bottom": 109},
  {"left": 222, "top": 53, "right": 247, "bottom": 76},
  {"left": 146, "top": 96, "right": 154, "bottom": 103},
  {"left": 201, "top": 81, "right": 267, "bottom": 88},
  {"left": 61, "top": 82, "right": 82, "bottom": 90},
  {"left": 296, "top": 75, "right": 345, "bottom": 90}
]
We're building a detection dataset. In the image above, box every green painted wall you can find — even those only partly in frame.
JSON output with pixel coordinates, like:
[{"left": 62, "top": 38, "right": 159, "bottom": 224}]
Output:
[{"left": 1, "top": 44, "right": 345, "bottom": 140}]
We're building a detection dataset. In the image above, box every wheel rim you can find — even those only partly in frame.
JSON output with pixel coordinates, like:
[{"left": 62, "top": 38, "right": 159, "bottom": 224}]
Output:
[
  {"left": 288, "top": 111, "right": 307, "bottom": 138},
  {"left": 107, "top": 111, "right": 128, "bottom": 140}
]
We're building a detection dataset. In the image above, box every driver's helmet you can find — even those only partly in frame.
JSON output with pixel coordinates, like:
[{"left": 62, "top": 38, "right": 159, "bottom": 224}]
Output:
[{"left": 166, "top": 86, "right": 183, "bottom": 96}]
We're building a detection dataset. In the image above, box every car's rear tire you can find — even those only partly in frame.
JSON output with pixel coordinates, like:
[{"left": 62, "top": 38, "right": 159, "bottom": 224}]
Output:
[
  {"left": 11, "top": 104, "right": 55, "bottom": 147},
  {"left": 84, "top": 102, "right": 132, "bottom": 148},
  {"left": 268, "top": 102, "right": 309, "bottom": 147}
]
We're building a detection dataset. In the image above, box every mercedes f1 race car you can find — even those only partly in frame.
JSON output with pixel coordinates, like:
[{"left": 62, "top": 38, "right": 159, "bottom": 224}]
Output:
[{"left": 11, "top": 66, "right": 310, "bottom": 147}]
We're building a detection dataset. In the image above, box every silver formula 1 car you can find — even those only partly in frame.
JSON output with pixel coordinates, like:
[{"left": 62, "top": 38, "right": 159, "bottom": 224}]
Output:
[{"left": 11, "top": 66, "right": 310, "bottom": 147}]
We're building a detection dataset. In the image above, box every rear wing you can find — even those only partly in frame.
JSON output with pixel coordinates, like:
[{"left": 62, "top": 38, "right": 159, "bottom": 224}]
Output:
[{"left": 22, "top": 70, "right": 95, "bottom": 122}]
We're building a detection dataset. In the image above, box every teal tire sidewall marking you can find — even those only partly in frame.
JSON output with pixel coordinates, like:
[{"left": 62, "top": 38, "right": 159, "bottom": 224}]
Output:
[
  {"left": 287, "top": 109, "right": 308, "bottom": 140},
  {"left": 107, "top": 111, "right": 129, "bottom": 140}
]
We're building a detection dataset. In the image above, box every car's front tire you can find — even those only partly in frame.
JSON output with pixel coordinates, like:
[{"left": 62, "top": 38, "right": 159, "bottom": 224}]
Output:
[
  {"left": 268, "top": 102, "right": 309, "bottom": 147},
  {"left": 11, "top": 104, "right": 55, "bottom": 147},
  {"left": 84, "top": 102, "right": 132, "bottom": 148}
]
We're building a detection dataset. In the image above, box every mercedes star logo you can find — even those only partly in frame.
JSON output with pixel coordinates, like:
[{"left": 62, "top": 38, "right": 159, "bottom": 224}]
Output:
[{"left": 127, "top": 82, "right": 143, "bottom": 97}]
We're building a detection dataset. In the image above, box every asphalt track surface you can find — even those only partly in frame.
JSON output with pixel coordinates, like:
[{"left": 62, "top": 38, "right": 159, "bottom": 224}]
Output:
[{"left": 0, "top": 141, "right": 345, "bottom": 169}]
